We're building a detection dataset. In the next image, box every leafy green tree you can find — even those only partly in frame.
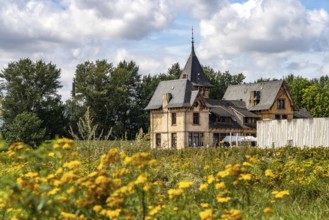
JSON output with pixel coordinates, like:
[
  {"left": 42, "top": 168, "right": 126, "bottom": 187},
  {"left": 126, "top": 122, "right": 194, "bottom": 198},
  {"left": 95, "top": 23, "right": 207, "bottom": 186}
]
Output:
[
  {"left": 203, "top": 66, "right": 245, "bottom": 99},
  {"left": 284, "top": 74, "right": 312, "bottom": 108},
  {"left": 0, "top": 58, "right": 66, "bottom": 142},
  {"left": 71, "top": 60, "right": 144, "bottom": 139},
  {"left": 109, "top": 60, "right": 141, "bottom": 138},
  {"left": 302, "top": 82, "right": 329, "bottom": 117},
  {"left": 5, "top": 112, "right": 46, "bottom": 146},
  {"left": 71, "top": 60, "right": 113, "bottom": 136},
  {"left": 167, "top": 63, "right": 181, "bottom": 78}
]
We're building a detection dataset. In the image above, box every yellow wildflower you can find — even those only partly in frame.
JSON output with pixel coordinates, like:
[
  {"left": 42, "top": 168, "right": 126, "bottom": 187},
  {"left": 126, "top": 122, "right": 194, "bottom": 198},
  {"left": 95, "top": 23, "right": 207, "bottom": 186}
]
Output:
[
  {"left": 217, "top": 170, "right": 230, "bottom": 178},
  {"left": 16, "top": 177, "right": 24, "bottom": 186},
  {"left": 60, "top": 211, "right": 77, "bottom": 219},
  {"left": 168, "top": 189, "right": 184, "bottom": 199},
  {"left": 240, "top": 173, "right": 252, "bottom": 181},
  {"left": 87, "top": 172, "right": 98, "bottom": 178},
  {"left": 95, "top": 176, "right": 109, "bottom": 185},
  {"left": 93, "top": 205, "right": 102, "bottom": 213},
  {"left": 54, "top": 138, "right": 75, "bottom": 149},
  {"left": 24, "top": 172, "right": 38, "bottom": 178},
  {"left": 47, "top": 173, "right": 55, "bottom": 180},
  {"left": 135, "top": 174, "right": 147, "bottom": 185},
  {"left": 207, "top": 175, "right": 215, "bottom": 184},
  {"left": 178, "top": 181, "right": 193, "bottom": 189},
  {"left": 55, "top": 167, "right": 63, "bottom": 176},
  {"left": 200, "top": 203, "right": 209, "bottom": 208},
  {"left": 48, "top": 152, "right": 55, "bottom": 157},
  {"left": 265, "top": 169, "right": 276, "bottom": 178},
  {"left": 106, "top": 209, "right": 121, "bottom": 219},
  {"left": 232, "top": 164, "right": 241, "bottom": 176},
  {"left": 48, "top": 188, "right": 60, "bottom": 196},
  {"left": 119, "top": 151, "right": 127, "bottom": 159},
  {"left": 106, "top": 196, "right": 124, "bottom": 208},
  {"left": 199, "top": 209, "right": 213, "bottom": 220},
  {"left": 60, "top": 171, "right": 77, "bottom": 183},
  {"left": 221, "top": 209, "right": 241, "bottom": 220},
  {"left": 66, "top": 187, "right": 75, "bottom": 194},
  {"left": 216, "top": 196, "right": 231, "bottom": 203},
  {"left": 149, "top": 205, "right": 162, "bottom": 216},
  {"left": 272, "top": 190, "right": 290, "bottom": 198},
  {"left": 199, "top": 183, "right": 208, "bottom": 192},
  {"left": 123, "top": 156, "right": 133, "bottom": 165},
  {"left": 63, "top": 160, "right": 80, "bottom": 170},
  {"left": 113, "top": 178, "right": 122, "bottom": 187},
  {"left": 143, "top": 184, "right": 151, "bottom": 192},
  {"left": 215, "top": 182, "right": 226, "bottom": 190},
  {"left": 263, "top": 207, "right": 273, "bottom": 216},
  {"left": 242, "top": 161, "right": 253, "bottom": 167}
]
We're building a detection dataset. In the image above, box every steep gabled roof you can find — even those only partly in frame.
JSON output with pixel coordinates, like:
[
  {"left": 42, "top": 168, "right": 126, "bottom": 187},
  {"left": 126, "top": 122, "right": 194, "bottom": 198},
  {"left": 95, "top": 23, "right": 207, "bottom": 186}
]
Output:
[
  {"left": 179, "top": 39, "right": 213, "bottom": 88},
  {"left": 223, "top": 80, "right": 296, "bottom": 111},
  {"left": 145, "top": 79, "right": 197, "bottom": 110}
]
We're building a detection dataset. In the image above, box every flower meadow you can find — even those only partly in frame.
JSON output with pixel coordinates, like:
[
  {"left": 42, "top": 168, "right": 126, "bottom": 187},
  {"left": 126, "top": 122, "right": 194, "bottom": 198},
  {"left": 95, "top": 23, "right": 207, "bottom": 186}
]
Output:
[{"left": 1, "top": 139, "right": 329, "bottom": 219}]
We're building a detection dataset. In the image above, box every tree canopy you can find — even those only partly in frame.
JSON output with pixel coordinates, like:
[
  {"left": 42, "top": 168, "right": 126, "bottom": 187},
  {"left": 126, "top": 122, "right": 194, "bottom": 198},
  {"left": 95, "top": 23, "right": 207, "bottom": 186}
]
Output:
[{"left": 0, "top": 58, "right": 66, "bottom": 145}]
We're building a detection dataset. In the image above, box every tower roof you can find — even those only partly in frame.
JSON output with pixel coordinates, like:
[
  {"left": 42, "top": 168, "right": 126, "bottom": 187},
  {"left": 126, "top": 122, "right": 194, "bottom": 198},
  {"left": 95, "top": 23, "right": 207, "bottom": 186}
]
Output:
[{"left": 179, "top": 30, "right": 213, "bottom": 88}]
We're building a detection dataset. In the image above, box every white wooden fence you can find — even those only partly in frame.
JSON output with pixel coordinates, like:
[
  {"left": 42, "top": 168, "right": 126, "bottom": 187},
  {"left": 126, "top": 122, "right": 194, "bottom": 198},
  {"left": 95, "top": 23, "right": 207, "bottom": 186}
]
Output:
[{"left": 257, "top": 118, "right": 329, "bottom": 148}]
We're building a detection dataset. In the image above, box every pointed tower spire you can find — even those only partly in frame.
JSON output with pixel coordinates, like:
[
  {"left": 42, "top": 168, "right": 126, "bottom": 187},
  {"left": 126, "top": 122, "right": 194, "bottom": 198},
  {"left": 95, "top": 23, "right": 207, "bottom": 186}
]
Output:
[
  {"left": 179, "top": 27, "right": 213, "bottom": 89},
  {"left": 192, "top": 26, "right": 195, "bottom": 53}
]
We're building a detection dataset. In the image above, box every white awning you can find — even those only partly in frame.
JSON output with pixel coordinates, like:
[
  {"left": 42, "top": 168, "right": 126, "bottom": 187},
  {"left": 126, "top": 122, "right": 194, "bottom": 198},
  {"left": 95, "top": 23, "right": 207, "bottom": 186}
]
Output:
[{"left": 223, "top": 136, "right": 257, "bottom": 142}]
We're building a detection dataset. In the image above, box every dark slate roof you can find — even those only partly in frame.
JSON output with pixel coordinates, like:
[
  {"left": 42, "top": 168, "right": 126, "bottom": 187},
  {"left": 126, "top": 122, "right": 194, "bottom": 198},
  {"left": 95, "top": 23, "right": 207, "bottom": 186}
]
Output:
[
  {"left": 179, "top": 43, "right": 213, "bottom": 88},
  {"left": 205, "top": 99, "right": 246, "bottom": 108},
  {"left": 231, "top": 107, "right": 261, "bottom": 118},
  {"left": 145, "top": 79, "right": 197, "bottom": 110},
  {"left": 294, "top": 108, "right": 312, "bottom": 118},
  {"left": 208, "top": 100, "right": 256, "bottom": 129},
  {"left": 223, "top": 80, "right": 288, "bottom": 111},
  {"left": 210, "top": 106, "right": 234, "bottom": 117}
]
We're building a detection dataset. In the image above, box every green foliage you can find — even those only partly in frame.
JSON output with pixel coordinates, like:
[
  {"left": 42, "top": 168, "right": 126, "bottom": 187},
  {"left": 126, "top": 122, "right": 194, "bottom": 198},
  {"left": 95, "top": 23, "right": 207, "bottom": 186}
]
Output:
[
  {"left": 0, "top": 58, "right": 66, "bottom": 143},
  {"left": 71, "top": 60, "right": 144, "bottom": 139},
  {"left": 5, "top": 112, "right": 46, "bottom": 146},
  {"left": 167, "top": 62, "right": 181, "bottom": 78},
  {"left": 203, "top": 66, "right": 245, "bottom": 99},
  {"left": 285, "top": 74, "right": 329, "bottom": 117}
]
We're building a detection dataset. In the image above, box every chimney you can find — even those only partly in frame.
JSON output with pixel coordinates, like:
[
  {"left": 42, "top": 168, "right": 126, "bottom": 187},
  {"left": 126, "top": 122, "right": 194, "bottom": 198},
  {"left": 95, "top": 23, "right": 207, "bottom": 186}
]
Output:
[{"left": 162, "top": 93, "right": 172, "bottom": 108}]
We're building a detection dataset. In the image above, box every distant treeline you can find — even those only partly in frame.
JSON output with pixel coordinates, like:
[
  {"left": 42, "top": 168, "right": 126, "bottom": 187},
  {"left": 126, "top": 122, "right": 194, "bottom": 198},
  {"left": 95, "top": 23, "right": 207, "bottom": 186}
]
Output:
[{"left": 0, "top": 58, "right": 328, "bottom": 146}]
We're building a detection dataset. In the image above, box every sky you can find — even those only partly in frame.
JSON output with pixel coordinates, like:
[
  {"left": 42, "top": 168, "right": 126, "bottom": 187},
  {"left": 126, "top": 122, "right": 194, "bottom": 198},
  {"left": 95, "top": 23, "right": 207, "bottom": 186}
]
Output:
[{"left": 0, "top": 0, "right": 329, "bottom": 101}]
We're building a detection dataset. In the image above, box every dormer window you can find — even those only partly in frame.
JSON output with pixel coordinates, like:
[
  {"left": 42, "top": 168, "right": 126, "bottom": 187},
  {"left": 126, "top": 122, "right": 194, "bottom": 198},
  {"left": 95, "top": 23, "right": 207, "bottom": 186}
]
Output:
[
  {"left": 250, "top": 91, "right": 261, "bottom": 106},
  {"left": 277, "top": 99, "right": 285, "bottom": 109}
]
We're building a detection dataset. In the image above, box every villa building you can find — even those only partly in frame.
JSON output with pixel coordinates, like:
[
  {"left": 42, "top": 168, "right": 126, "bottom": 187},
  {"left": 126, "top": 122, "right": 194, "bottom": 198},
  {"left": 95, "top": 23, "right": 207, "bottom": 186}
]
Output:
[{"left": 145, "top": 40, "right": 310, "bottom": 149}]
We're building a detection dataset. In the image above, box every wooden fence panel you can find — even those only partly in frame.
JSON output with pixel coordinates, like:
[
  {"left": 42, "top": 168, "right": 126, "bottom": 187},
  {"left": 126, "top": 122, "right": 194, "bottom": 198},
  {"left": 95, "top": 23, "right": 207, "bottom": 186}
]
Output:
[{"left": 257, "top": 118, "right": 329, "bottom": 148}]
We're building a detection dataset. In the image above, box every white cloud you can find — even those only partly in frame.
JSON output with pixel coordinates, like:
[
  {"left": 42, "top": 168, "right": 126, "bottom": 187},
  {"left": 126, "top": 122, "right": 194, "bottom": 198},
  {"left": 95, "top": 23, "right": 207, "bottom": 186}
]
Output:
[
  {"left": 197, "top": 0, "right": 329, "bottom": 81},
  {"left": 0, "top": 0, "right": 329, "bottom": 101},
  {"left": 0, "top": 0, "right": 175, "bottom": 50}
]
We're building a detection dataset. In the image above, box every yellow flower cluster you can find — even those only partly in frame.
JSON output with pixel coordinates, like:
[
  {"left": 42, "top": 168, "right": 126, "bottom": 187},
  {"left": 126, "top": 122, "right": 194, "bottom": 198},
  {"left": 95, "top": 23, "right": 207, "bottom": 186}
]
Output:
[
  {"left": 1, "top": 139, "right": 329, "bottom": 219},
  {"left": 53, "top": 138, "right": 75, "bottom": 149},
  {"left": 272, "top": 190, "right": 290, "bottom": 199}
]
